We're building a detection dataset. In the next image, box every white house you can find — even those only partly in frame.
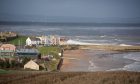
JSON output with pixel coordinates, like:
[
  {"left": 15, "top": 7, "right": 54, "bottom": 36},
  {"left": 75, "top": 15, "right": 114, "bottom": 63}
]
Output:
[
  {"left": 49, "top": 35, "right": 60, "bottom": 45},
  {"left": 37, "top": 35, "right": 60, "bottom": 45},
  {"left": 26, "top": 35, "right": 62, "bottom": 46},
  {"left": 37, "top": 36, "right": 49, "bottom": 45},
  {"left": 24, "top": 60, "right": 39, "bottom": 70},
  {"left": 26, "top": 37, "right": 41, "bottom": 46},
  {"left": 59, "top": 37, "right": 68, "bottom": 45}
]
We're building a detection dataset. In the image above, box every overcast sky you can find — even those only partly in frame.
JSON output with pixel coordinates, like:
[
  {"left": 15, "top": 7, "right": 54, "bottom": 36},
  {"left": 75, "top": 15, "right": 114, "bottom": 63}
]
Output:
[{"left": 0, "top": 0, "right": 140, "bottom": 22}]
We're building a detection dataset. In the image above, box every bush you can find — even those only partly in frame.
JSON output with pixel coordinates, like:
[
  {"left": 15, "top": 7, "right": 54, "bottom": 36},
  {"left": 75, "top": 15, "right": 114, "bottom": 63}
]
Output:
[
  {"left": 0, "top": 61, "right": 5, "bottom": 68},
  {"left": 22, "top": 57, "right": 31, "bottom": 65},
  {"left": 5, "top": 59, "right": 10, "bottom": 68}
]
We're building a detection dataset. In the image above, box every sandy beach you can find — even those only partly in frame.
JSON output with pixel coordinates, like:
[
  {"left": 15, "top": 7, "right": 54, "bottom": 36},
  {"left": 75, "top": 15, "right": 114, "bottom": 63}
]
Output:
[
  {"left": 61, "top": 48, "right": 140, "bottom": 72},
  {"left": 61, "top": 50, "right": 87, "bottom": 71}
]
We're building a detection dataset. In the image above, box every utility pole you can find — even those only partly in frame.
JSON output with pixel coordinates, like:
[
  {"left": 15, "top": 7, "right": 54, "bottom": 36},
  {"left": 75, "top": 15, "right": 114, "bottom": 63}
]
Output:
[{"left": 18, "top": 40, "right": 21, "bottom": 49}]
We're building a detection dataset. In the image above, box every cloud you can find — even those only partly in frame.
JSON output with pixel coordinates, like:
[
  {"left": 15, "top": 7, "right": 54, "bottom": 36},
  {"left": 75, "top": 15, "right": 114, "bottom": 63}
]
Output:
[{"left": 0, "top": 0, "right": 140, "bottom": 22}]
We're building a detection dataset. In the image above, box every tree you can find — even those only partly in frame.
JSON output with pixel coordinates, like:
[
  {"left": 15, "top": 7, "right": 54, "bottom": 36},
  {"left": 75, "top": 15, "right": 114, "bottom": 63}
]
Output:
[
  {"left": 0, "top": 61, "right": 5, "bottom": 68},
  {"left": 22, "top": 57, "right": 31, "bottom": 65},
  {"left": 5, "top": 59, "right": 10, "bottom": 68}
]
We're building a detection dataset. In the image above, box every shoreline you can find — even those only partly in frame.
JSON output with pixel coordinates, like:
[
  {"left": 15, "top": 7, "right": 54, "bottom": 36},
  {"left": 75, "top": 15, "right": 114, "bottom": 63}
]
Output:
[
  {"left": 79, "top": 45, "right": 140, "bottom": 51},
  {"left": 61, "top": 45, "right": 140, "bottom": 72}
]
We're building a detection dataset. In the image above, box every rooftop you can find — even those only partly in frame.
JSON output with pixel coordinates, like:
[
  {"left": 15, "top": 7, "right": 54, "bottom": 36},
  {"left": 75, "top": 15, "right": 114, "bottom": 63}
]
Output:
[
  {"left": 16, "top": 49, "right": 39, "bottom": 53},
  {"left": 29, "top": 37, "right": 41, "bottom": 41}
]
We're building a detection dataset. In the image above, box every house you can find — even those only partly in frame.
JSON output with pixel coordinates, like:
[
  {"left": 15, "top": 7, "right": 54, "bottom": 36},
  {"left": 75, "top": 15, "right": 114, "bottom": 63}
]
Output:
[
  {"left": 24, "top": 60, "right": 47, "bottom": 70},
  {"left": 49, "top": 35, "right": 60, "bottom": 45},
  {"left": 37, "top": 35, "right": 60, "bottom": 45},
  {"left": 59, "top": 37, "right": 68, "bottom": 45},
  {"left": 16, "top": 49, "right": 40, "bottom": 58},
  {"left": 0, "top": 32, "right": 18, "bottom": 42},
  {"left": 24, "top": 60, "right": 39, "bottom": 70},
  {"left": 0, "top": 44, "right": 16, "bottom": 56},
  {"left": 26, "top": 35, "right": 63, "bottom": 46},
  {"left": 37, "top": 36, "right": 49, "bottom": 45},
  {"left": 26, "top": 37, "right": 41, "bottom": 46},
  {"left": 0, "top": 44, "right": 16, "bottom": 51}
]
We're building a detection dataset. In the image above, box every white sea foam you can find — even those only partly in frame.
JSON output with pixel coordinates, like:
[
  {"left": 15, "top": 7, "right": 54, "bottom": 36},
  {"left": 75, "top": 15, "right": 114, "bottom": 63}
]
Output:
[
  {"left": 100, "top": 35, "right": 106, "bottom": 38},
  {"left": 119, "top": 44, "right": 132, "bottom": 46},
  {"left": 107, "top": 52, "right": 140, "bottom": 72},
  {"left": 24, "top": 27, "right": 62, "bottom": 31},
  {"left": 123, "top": 62, "right": 140, "bottom": 72},
  {"left": 67, "top": 39, "right": 104, "bottom": 45},
  {"left": 67, "top": 39, "right": 123, "bottom": 46},
  {"left": 40, "top": 28, "right": 62, "bottom": 31},
  {"left": 107, "top": 62, "right": 140, "bottom": 72},
  {"left": 67, "top": 39, "right": 92, "bottom": 45},
  {"left": 107, "top": 68, "right": 124, "bottom": 71},
  {"left": 123, "top": 52, "right": 140, "bottom": 61}
]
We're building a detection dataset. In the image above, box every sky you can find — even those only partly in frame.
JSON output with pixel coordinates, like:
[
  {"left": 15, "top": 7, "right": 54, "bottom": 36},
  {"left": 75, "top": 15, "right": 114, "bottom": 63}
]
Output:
[{"left": 0, "top": 0, "right": 140, "bottom": 23}]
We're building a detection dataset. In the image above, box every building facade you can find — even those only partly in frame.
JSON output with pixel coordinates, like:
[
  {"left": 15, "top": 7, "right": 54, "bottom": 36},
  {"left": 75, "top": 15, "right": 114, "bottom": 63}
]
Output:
[
  {"left": 26, "top": 37, "right": 41, "bottom": 46},
  {"left": 0, "top": 44, "right": 16, "bottom": 56},
  {"left": 24, "top": 60, "right": 39, "bottom": 70}
]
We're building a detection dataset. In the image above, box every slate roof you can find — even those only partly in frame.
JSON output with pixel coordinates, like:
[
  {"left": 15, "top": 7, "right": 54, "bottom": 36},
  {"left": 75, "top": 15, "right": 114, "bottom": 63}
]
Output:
[{"left": 29, "top": 37, "right": 41, "bottom": 41}]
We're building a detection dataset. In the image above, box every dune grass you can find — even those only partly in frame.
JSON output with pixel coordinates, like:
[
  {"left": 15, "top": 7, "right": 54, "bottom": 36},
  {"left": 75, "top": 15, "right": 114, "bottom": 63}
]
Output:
[{"left": 0, "top": 71, "right": 139, "bottom": 84}]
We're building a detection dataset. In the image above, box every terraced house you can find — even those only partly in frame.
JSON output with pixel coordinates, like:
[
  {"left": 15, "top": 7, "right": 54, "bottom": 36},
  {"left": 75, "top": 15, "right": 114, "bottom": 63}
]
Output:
[
  {"left": 0, "top": 44, "right": 16, "bottom": 56},
  {"left": 26, "top": 35, "right": 61, "bottom": 46},
  {"left": 26, "top": 37, "right": 41, "bottom": 46},
  {"left": 0, "top": 32, "right": 18, "bottom": 42}
]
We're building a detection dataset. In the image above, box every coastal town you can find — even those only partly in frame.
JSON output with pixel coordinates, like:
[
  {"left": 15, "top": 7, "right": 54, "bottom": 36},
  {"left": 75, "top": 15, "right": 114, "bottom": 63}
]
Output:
[
  {"left": 1, "top": 32, "right": 140, "bottom": 84},
  {"left": 0, "top": 0, "right": 140, "bottom": 84},
  {"left": 0, "top": 32, "right": 69, "bottom": 71},
  {"left": 1, "top": 32, "right": 140, "bottom": 72}
]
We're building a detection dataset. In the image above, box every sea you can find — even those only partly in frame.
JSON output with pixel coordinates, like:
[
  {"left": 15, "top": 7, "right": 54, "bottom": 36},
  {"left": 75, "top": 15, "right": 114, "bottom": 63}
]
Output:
[
  {"left": 0, "top": 22, "right": 140, "bottom": 46},
  {"left": 0, "top": 22, "right": 140, "bottom": 72}
]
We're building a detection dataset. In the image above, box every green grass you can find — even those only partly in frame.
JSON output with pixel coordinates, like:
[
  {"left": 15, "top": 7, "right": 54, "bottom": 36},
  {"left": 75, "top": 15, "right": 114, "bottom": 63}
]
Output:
[
  {"left": 0, "top": 69, "right": 10, "bottom": 74},
  {"left": 44, "top": 60, "right": 59, "bottom": 71},
  {"left": 37, "top": 46, "right": 61, "bottom": 71},
  {"left": 37, "top": 46, "right": 60, "bottom": 56},
  {"left": 8, "top": 36, "right": 27, "bottom": 45}
]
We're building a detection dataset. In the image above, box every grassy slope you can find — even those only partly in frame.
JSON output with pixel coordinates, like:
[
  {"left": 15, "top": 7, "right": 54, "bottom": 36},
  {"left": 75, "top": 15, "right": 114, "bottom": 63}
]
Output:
[
  {"left": 8, "top": 36, "right": 27, "bottom": 45},
  {"left": 0, "top": 69, "right": 10, "bottom": 74},
  {"left": 0, "top": 71, "right": 140, "bottom": 84},
  {"left": 37, "top": 46, "right": 61, "bottom": 71},
  {"left": 37, "top": 46, "right": 60, "bottom": 56}
]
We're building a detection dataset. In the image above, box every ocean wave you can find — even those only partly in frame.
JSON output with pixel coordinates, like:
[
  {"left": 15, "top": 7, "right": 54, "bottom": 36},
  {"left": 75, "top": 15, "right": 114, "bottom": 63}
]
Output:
[
  {"left": 67, "top": 39, "right": 130, "bottom": 46},
  {"left": 119, "top": 44, "right": 132, "bottom": 46},
  {"left": 71, "top": 35, "right": 124, "bottom": 45},
  {"left": 100, "top": 35, "right": 107, "bottom": 38},
  {"left": 67, "top": 27, "right": 140, "bottom": 30},
  {"left": 24, "top": 27, "right": 62, "bottom": 31},
  {"left": 107, "top": 68, "right": 123, "bottom": 71},
  {"left": 67, "top": 39, "right": 105, "bottom": 45},
  {"left": 107, "top": 62, "right": 140, "bottom": 72},
  {"left": 123, "top": 52, "right": 140, "bottom": 61},
  {"left": 67, "top": 39, "right": 93, "bottom": 45},
  {"left": 123, "top": 62, "right": 140, "bottom": 72}
]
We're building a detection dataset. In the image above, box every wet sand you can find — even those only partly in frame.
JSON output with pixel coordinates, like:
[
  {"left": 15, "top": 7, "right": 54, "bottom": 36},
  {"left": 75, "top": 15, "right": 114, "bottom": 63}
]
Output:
[
  {"left": 61, "top": 50, "right": 88, "bottom": 71},
  {"left": 61, "top": 49, "right": 137, "bottom": 72}
]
